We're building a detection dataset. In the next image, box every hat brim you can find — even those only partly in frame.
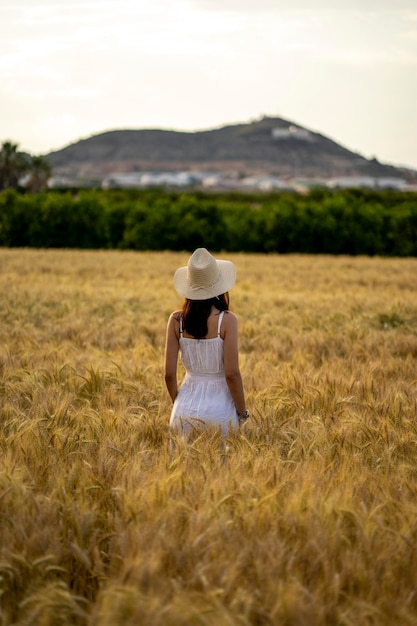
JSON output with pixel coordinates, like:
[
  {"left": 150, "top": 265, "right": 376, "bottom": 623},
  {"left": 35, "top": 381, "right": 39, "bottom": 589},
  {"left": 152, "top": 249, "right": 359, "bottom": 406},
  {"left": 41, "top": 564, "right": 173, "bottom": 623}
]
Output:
[{"left": 174, "top": 259, "right": 236, "bottom": 300}]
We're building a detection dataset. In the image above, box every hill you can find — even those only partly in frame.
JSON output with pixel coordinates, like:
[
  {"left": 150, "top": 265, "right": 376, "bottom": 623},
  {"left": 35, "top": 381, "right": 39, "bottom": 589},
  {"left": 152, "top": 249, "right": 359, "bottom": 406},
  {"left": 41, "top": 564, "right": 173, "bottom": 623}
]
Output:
[{"left": 46, "top": 116, "right": 415, "bottom": 182}]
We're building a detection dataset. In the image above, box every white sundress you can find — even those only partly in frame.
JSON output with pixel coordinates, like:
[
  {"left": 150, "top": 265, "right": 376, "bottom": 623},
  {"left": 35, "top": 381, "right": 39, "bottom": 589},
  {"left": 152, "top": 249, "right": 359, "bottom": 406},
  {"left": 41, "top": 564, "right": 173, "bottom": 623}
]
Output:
[{"left": 169, "top": 311, "right": 239, "bottom": 436}]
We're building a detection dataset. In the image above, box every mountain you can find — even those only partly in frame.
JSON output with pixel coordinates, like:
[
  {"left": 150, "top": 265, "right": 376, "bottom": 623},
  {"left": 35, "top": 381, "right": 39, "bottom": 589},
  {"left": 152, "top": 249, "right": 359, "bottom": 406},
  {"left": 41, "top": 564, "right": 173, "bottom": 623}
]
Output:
[{"left": 46, "top": 116, "right": 415, "bottom": 182}]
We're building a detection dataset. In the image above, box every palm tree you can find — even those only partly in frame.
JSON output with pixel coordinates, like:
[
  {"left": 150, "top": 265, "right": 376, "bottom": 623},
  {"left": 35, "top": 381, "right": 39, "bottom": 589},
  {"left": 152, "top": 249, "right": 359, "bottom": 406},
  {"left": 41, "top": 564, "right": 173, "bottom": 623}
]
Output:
[
  {"left": 25, "top": 155, "right": 52, "bottom": 192},
  {"left": 0, "top": 141, "right": 30, "bottom": 190}
]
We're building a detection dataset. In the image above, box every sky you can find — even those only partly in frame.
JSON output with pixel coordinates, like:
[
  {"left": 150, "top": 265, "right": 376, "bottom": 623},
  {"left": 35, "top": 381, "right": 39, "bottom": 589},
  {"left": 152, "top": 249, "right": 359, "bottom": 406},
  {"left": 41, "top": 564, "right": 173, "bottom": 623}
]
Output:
[{"left": 1, "top": 0, "right": 417, "bottom": 170}]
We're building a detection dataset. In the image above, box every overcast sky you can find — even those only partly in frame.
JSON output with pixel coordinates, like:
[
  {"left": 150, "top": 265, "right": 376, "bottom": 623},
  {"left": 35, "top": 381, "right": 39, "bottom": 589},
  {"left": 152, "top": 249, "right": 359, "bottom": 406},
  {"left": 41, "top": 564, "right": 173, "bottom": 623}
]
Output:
[{"left": 1, "top": 0, "right": 416, "bottom": 170}]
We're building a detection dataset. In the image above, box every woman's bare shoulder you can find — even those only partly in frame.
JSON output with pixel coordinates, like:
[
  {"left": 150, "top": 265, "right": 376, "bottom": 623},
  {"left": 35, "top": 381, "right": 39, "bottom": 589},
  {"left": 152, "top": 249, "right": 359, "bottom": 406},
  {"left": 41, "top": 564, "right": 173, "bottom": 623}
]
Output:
[
  {"left": 221, "top": 310, "right": 238, "bottom": 330},
  {"left": 223, "top": 310, "right": 238, "bottom": 321},
  {"left": 168, "top": 310, "right": 182, "bottom": 327}
]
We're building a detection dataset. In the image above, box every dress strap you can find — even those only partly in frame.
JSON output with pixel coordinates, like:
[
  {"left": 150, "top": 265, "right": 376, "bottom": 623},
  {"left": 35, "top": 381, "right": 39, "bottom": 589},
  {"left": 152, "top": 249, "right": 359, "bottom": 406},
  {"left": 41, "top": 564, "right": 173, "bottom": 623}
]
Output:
[
  {"left": 217, "top": 311, "right": 225, "bottom": 337},
  {"left": 179, "top": 316, "right": 184, "bottom": 336}
]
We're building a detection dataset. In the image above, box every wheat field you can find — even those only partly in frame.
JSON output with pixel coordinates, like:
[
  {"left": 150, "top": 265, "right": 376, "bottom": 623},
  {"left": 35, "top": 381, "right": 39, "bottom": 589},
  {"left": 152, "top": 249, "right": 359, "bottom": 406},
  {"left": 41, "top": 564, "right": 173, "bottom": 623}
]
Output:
[{"left": 0, "top": 248, "right": 416, "bottom": 626}]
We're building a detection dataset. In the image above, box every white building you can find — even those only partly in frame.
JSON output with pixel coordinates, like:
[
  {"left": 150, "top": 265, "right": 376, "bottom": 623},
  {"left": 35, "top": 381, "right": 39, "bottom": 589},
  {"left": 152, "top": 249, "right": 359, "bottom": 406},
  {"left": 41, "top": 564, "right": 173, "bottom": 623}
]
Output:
[
  {"left": 327, "top": 177, "right": 406, "bottom": 190},
  {"left": 271, "top": 126, "right": 313, "bottom": 141}
]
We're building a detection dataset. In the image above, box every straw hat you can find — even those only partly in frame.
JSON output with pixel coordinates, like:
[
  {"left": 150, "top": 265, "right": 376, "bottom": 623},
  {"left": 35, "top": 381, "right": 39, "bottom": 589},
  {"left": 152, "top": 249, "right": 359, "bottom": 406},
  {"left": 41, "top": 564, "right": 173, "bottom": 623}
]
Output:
[{"left": 174, "top": 248, "right": 236, "bottom": 300}]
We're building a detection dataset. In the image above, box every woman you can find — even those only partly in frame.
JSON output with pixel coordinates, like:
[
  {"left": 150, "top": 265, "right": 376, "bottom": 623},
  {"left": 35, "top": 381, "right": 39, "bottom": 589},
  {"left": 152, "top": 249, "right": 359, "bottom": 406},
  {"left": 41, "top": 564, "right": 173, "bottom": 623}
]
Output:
[{"left": 164, "top": 247, "right": 249, "bottom": 436}]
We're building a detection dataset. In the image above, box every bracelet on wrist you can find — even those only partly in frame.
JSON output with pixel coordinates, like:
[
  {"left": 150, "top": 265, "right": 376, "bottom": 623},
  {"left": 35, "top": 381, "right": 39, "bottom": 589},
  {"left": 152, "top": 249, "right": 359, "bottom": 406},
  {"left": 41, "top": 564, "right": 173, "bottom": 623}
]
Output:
[{"left": 238, "top": 409, "right": 250, "bottom": 421}]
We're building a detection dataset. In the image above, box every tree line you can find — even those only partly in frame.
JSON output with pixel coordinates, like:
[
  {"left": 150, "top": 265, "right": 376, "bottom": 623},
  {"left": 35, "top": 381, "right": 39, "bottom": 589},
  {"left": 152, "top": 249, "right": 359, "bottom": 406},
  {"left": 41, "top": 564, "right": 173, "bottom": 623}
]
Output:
[{"left": 0, "top": 187, "right": 416, "bottom": 256}]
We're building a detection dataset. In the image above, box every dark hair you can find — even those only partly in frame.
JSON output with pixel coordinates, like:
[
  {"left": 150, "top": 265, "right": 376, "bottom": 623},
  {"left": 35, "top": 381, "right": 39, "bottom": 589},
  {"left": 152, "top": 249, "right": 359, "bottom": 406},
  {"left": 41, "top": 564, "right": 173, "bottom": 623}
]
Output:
[{"left": 182, "top": 293, "right": 230, "bottom": 339}]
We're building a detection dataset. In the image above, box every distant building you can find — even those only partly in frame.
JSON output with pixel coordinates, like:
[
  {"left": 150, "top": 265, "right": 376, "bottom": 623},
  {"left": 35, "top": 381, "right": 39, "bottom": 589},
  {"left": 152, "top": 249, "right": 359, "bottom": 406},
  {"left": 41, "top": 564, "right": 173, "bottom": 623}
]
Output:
[
  {"left": 327, "top": 177, "right": 406, "bottom": 190},
  {"left": 271, "top": 126, "right": 313, "bottom": 141},
  {"left": 241, "top": 176, "right": 291, "bottom": 191},
  {"left": 102, "top": 171, "right": 198, "bottom": 189},
  {"left": 374, "top": 178, "right": 407, "bottom": 190}
]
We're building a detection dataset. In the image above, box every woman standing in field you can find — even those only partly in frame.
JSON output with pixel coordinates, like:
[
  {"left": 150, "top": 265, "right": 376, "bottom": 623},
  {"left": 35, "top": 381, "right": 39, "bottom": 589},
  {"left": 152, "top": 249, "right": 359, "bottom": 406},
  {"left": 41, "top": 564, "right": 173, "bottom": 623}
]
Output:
[{"left": 164, "top": 247, "right": 248, "bottom": 436}]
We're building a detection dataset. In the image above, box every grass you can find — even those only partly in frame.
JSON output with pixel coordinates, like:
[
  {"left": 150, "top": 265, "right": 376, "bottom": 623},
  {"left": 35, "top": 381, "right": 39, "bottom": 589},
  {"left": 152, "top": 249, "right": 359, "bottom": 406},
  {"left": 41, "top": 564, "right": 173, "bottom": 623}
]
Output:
[{"left": 0, "top": 248, "right": 417, "bottom": 625}]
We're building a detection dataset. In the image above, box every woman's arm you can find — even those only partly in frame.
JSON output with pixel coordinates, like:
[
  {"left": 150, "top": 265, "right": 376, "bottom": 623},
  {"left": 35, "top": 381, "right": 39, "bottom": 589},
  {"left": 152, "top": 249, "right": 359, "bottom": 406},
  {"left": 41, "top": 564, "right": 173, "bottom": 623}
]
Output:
[
  {"left": 223, "top": 312, "right": 247, "bottom": 417},
  {"left": 164, "top": 312, "right": 180, "bottom": 403}
]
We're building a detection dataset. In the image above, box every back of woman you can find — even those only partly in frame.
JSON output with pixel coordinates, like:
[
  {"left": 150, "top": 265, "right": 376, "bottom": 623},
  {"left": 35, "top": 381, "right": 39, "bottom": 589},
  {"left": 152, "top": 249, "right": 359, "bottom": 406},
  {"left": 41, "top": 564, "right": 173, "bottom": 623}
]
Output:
[
  {"left": 179, "top": 309, "right": 225, "bottom": 376},
  {"left": 164, "top": 248, "right": 249, "bottom": 437}
]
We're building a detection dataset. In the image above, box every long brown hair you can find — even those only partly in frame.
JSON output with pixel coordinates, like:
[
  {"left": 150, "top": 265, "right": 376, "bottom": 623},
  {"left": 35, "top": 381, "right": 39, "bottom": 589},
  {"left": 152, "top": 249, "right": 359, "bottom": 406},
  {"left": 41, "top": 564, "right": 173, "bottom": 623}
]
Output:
[{"left": 182, "top": 293, "right": 230, "bottom": 339}]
